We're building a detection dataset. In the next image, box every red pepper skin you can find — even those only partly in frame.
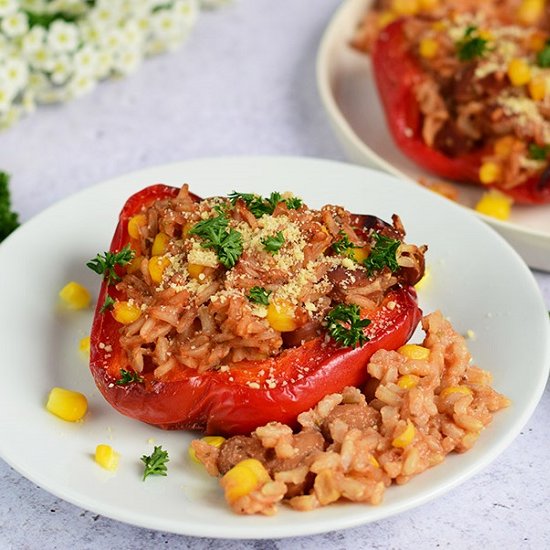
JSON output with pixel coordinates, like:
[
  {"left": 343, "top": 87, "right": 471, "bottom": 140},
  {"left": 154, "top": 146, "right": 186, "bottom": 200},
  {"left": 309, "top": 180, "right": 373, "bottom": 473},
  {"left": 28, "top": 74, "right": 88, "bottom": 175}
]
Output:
[
  {"left": 89, "top": 185, "right": 422, "bottom": 436},
  {"left": 372, "top": 19, "right": 550, "bottom": 205}
]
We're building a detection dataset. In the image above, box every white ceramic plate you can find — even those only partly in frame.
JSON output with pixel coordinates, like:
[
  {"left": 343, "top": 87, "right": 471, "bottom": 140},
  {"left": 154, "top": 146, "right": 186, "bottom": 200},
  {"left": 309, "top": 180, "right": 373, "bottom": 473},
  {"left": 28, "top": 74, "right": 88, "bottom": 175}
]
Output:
[
  {"left": 317, "top": 0, "right": 550, "bottom": 272},
  {"left": 0, "top": 157, "right": 548, "bottom": 539}
]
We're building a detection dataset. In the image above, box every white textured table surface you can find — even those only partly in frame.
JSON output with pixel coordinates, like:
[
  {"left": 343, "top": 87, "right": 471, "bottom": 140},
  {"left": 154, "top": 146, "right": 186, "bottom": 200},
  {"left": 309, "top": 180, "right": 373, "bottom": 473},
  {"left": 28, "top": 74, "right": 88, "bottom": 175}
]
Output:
[{"left": 1, "top": 1, "right": 549, "bottom": 548}]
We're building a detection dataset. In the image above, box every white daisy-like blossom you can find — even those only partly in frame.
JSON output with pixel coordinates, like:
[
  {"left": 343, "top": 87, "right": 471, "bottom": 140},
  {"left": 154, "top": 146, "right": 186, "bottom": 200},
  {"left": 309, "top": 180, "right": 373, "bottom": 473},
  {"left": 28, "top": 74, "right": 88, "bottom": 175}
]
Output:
[
  {"left": 47, "top": 20, "right": 79, "bottom": 53},
  {"left": 0, "top": 0, "right": 234, "bottom": 129},
  {"left": 1, "top": 11, "right": 28, "bottom": 37}
]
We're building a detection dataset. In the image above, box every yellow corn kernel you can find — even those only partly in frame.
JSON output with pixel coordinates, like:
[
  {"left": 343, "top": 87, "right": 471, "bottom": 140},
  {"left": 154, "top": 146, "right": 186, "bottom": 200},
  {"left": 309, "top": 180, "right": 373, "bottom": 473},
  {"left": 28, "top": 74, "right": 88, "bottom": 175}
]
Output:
[
  {"left": 398, "top": 344, "right": 430, "bottom": 361},
  {"left": 431, "top": 21, "right": 446, "bottom": 32},
  {"left": 59, "top": 281, "right": 91, "bottom": 310},
  {"left": 46, "top": 387, "right": 88, "bottom": 422},
  {"left": 369, "top": 455, "right": 380, "bottom": 468},
  {"left": 112, "top": 300, "right": 142, "bottom": 324},
  {"left": 266, "top": 300, "right": 298, "bottom": 332},
  {"left": 419, "top": 38, "right": 439, "bottom": 59},
  {"left": 79, "top": 335, "right": 90, "bottom": 355},
  {"left": 418, "top": 0, "right": 439, "bottom": 10},
  {"left": 377, "top": 11, "right": 396, "bottom": 29},
  {"left": 415, "top": 267, "right": 430, "bottom": 290},
  {"left": 127, "top": 254, "right": 144, "bottom": 274},
  {"left": 350, "top": 246, "right": 370, "bottom": 263},
  {"left": 187, "top": 263, "right": 206, "bottom": 280},
  {"left": 220, "top": 458, "right": 271, "bottom": 503},
  {"left": 475, "top": 190, "right": 513, "bottom": 221},
  {"left": 188, "top": 435, "right": 226, "bottom": 463},
  {"left": 518, "top": 0, "right": 545, "bottom": 25},
  {"left": 507, "top": 58, "right": 532, "bottom": 87},
  {"left": 397, "top": 374, "right": 420, "bottom": 389},
  {"left": 148, "top": 255, "right": 171, "bottom": 284},
  {"left": 95, "top": 444, "right": 120, "bottom": 471},
  {"left": 127, "top": 214, "right": 147, "bottom": 239},
  {"left": 493, "top": 135, "right": 516, "bottom": 157},
  {"left": 391, "top": 0, "right": 419, "bottom": 16},
  {"left": 478, "top": 29, "right": 494, "bottom": 42},
  {"left": 152, "top": 232, "right": 170, "bottom": 256},
  {"left": 479, "top": 161, "right": 502, "bottom": 185},
  {"left": 392, "top": 419, "right": 416, "bottom": 448},
  {"left": 440, "top": 385, "right": 473, "bottom": 398},
  {"left": 529, "top": 75, "right": 546, "bottom": 101}
]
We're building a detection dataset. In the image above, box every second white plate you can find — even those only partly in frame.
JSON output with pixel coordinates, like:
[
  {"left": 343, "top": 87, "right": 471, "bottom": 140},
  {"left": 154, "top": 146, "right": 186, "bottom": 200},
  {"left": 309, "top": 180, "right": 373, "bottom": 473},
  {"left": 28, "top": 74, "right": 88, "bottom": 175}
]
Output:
[{"left": 317, "top": 0, "right": 550, "bottom": 271}]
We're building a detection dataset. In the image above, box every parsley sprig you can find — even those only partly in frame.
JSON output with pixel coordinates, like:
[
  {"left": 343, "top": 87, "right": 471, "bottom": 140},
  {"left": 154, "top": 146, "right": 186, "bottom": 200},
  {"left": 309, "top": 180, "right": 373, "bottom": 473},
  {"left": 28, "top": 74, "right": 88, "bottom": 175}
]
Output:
[
  {"left": 537, "top": 40, "right": 550, "bottom": 68},
  {"left": 248, "top": 286, "right": 271, "bottom": 305},
  {"left": 115, "top": 368, "right": 144, "bottom": 385},
  {"left": 456, "top": 26, "right": 489, "bottom": 62},
  {"left": 325, "top": 304, "right": 371, "bottom": 348},
  {"left": 189, "top": 211, "right": 243, "bottom": 268},
  {"left": 528, "top": 143, "right": 550, "bottom": 160},
  {"left": 228, "top": 191, "right": 302, "bottom": 218},
  {"left": 100, "top": 295, "right": 115, "bottom": 313},
  {"left": 87, "top": 244, "right": 135, "bottom": 284},
  {"left": 363, "top": 232, "right": 400, "bottom": 275},
  {"left": 0, "top": 171, "right": 20, "bottom": 243},
  {"left": 332, "top": 232, "right": 355, "bottom": 257},
  {"left": 262, "top": 231, "right": 285, "bottom": 254},
  {"left": 141, "top": 445, "right": 169, "bottom": 480}
]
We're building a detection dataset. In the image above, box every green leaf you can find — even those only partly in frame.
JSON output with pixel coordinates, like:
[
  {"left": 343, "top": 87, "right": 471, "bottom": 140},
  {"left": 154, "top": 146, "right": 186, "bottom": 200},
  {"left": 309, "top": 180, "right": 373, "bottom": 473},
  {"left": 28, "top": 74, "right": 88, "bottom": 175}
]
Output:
[
  {"left": 332, "top": 232, "right": 355, "bottom": 257},
  {"left": 363, "top": 232, "right": 400, "bottom": 275},
  {"left": 285, "top": 196, "right": 303, "bottom": 210},
  {"left": 100, "top": 295, "right": 115, "bottom": 313},
  {"left": 115, "top": 369, "right": 144, "bottom": 386},
  {"left": 528, "top": 143, "right": 550, "bottom": 160},
  {"left": 262, "top": 231, "right": 285, "bottom": 254},
  {"left": 228, "top": 191, "right": 302, "bottom": 218},
  {"left": 248, "top": 286, "right": 271, "bottom": 305},
  {"left": 325, "top": 303, "right": 371, "bottom": 348},
  {"left": 86, "top": 244, "right": 135, "bottom": 285},
  {"left": 456, "top": 26, "right": 489, "bottom": 62},
  {"left": 537, "top": 42, "right": 550, "bottom": 68},
  {"left": 0, "top": 171, "right": 20, "bottom": 243},
  {"left": 141, "top": 445, "right": 169, "bottom": 480}
]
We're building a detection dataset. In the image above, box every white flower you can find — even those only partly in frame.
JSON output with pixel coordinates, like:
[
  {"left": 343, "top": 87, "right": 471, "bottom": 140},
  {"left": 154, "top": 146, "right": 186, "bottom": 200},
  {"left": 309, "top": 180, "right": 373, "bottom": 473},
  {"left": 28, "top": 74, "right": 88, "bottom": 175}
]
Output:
[
  {"left": 3, "top": 58, "right": 28, "bottom": 90},
  {"left": 176, "top": 0, "right": 199, "bottom": 26},
  {"left": 151, "top": 10, "right": 180, "bottom": 38},
  {"left": 0, "top": 0, "right": 18, "bottom": 18},
  {"left": 0, "top": 106, "right": 19, "bottom": 129},
  {"left": 121, "top": 20, "right": 143, "bottom": 48},
  {"left": 50, "top": 54, "right": 73, "bottom": 85},
  {"left": 74, "top": 44, "right": 98, "bottom": 76},
  {"left": 47, "top": 20, "right": 79, "bottom": 53},
  {"left": 0, "top": 84, "right": 15, "bottom": 111},
  {"left": 27, "top": 71, "right": 49, "bottom": 92},
  {"left": 22, "top": 25, "right": 46, "bottom": 54},
  {"left": 112, "top": 46, "right": 141, "bottom": 75},
  {"left": 22, "top": 90, "right": 35, "bottom": 114},
  {"left": 95, "top": 48, "right": 113, "bottom": 78},
  {"left": 68, "top": 72, "right": 96, "bottom": 98},
  {"left": 101, "top": 28, "right": 124, "bottom": 51},
  {"left": 1, "top": 12, "right": 29, "bottom": 37},
  {"left": 28, "top": 45, "right": 54, "bottom": 71}
]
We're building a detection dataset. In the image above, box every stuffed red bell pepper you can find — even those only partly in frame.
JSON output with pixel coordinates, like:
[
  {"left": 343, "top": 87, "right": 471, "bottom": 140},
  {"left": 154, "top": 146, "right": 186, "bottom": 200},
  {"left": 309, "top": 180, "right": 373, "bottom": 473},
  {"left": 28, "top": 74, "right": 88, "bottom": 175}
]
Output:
[
  {"left": 371, "top": 14, "right": 550, "bottom": 204},
  {"left": 88, "top": 183, "right": 425, "bottom": 435}
]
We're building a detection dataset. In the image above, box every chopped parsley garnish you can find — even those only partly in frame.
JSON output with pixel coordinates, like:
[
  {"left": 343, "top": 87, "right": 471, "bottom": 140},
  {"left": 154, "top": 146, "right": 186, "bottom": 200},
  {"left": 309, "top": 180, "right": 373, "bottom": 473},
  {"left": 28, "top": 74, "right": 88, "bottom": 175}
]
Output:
[
  {"left": 100, "top": 294, "right": 115, "bottom": 313},
  {"left": 325, "top": 303, "right": 371, "bottom": 348},
  {"left": 363, "top": 232, "right": 400, "bottom": 275},
  {"left": 228, "top": 191, "right": 303, "bottom": 217},
  {"left": 332, "top": 232, "right": 355, "bottom": 257},
  {"left": 115, "top": 368, "right": 144, "bottom": 385},
  {"left": 0, "top": 171, "right": 20, "bottom": 243},
  {"left": 141, "top": 445, "right": 169, "bottom": 480},
  {"left": 262, "top": 231, "right": 285, "bottom": 254},
  {"left": 86, "top": 244, "right": 135, "bottom": 285},
  {"left": 537, "top": 41, "right": 550, "bottom": 68},
  {"left": 456, "top": 26, "right": 489, "bottom": 62},
  {"left": 248, "top": 286, "right": 271, "bottom": 305},
  {"left": 528, "top": 143, "right": 550, "bottom": 160},
  {"left": 189, "top": 211, "right": 243, "bottom": 268}
]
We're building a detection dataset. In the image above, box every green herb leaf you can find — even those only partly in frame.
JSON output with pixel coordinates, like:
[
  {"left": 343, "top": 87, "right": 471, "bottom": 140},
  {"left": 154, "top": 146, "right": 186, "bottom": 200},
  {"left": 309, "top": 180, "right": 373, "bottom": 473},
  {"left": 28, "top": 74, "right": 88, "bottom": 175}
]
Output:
[
  {"left": 332, "top": 232, "right": 355, "bottom": 257},
  {"left": 0, "top": 171, "right": 20, "bottom": 243},
  {"left": 325, "top": 303, "right": 371, "bottom": 348},
  {"left": 115, "top": 368, "right": 144, "bottom": 386},
  {"left": 86, "top": 244, "right": 135, "bottom": 285},
  {"left": 262, "top": 231, "right": 285, "bottom": 254},
  {"left": 189, "top": 212, "right": 243, "bottom": 268},
  {"left": 285, "top": 196, "right": 303, "bottom": 210},
  {"left": 456, "top": 26, "right": 489, "bottom": 62},
  {"left": 248, "top": 286, "right": 271, "bottom": 305},
  {"left": 537, "top": 41, "right": 550, "bottom": 68},
  {"left": 363, "top": 233, "right": 400, "bottom": 275},
  {"left": 141, "top": 445, "right": 169, "bottom": 480},
  {"left": 528, "top": 143, "right": 550, "bottom": 160},
  {"left": 100, "top": 295, "right": 115, "bottom": 313}
]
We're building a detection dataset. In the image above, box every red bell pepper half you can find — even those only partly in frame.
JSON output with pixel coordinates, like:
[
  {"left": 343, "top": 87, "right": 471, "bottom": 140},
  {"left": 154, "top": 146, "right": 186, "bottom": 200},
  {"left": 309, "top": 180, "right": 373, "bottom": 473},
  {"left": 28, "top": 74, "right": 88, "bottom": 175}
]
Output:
[
  {"left": 372, "top": 19, "right": 550, "bottom": 205},
  {"left": 89, "top": 184, "right": 422, "bottom": 436}
]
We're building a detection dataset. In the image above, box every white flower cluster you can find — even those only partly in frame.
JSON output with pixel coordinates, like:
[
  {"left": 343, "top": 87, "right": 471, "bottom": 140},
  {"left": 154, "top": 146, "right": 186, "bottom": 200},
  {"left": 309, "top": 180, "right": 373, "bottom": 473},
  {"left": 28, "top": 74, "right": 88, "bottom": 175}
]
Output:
[{"left": 0, "top": 0, "right": 229, "bottom": 129}]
